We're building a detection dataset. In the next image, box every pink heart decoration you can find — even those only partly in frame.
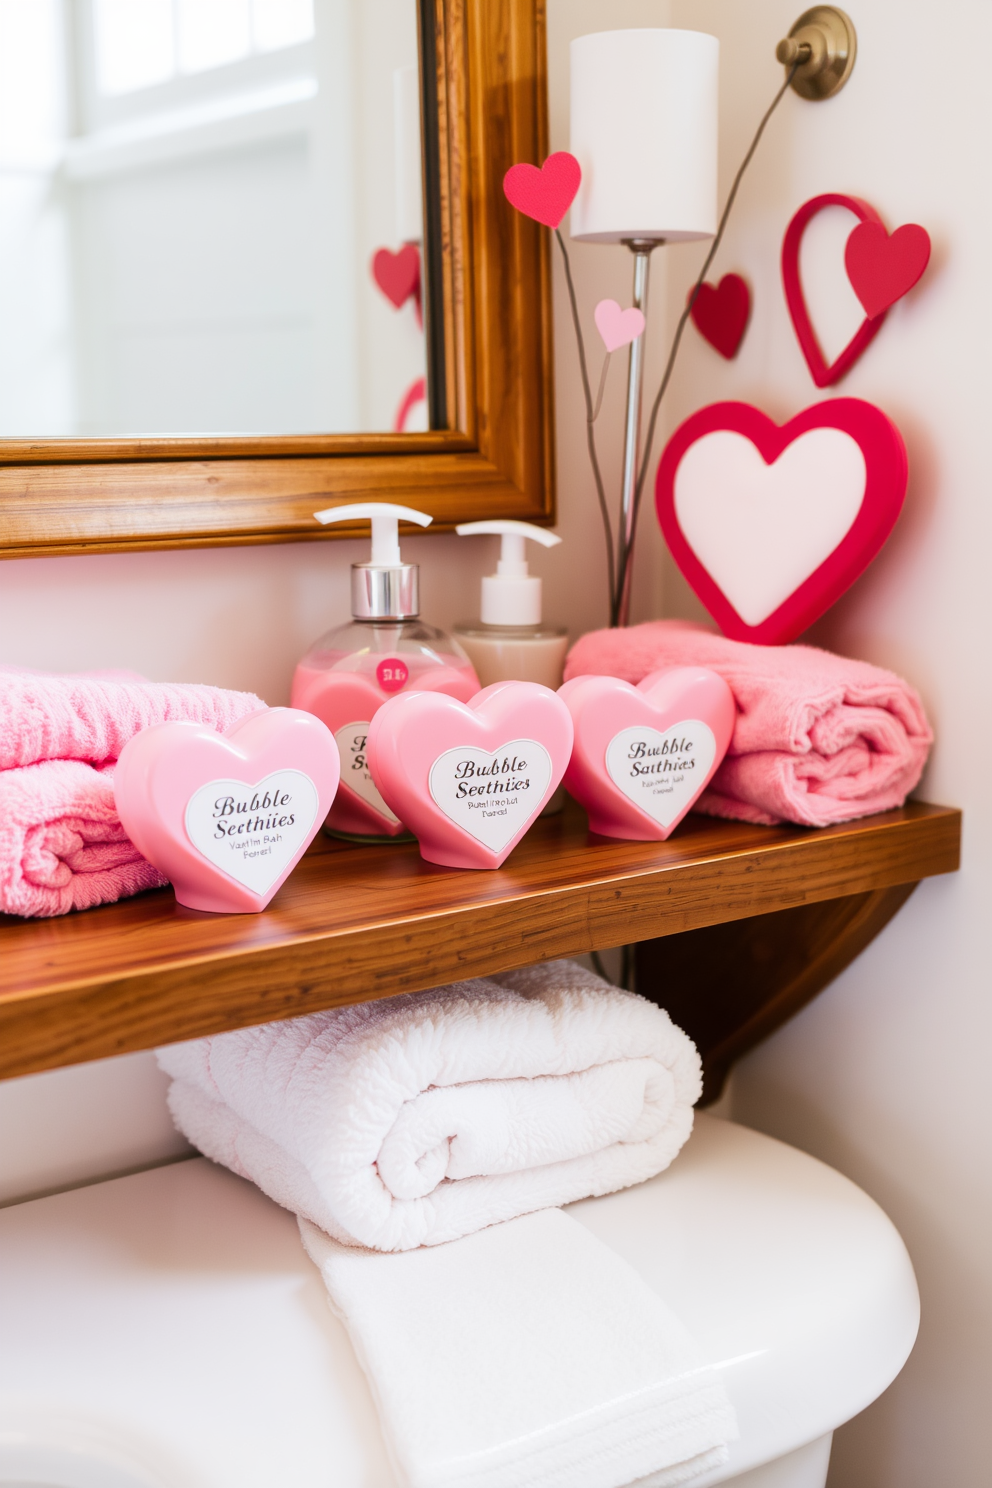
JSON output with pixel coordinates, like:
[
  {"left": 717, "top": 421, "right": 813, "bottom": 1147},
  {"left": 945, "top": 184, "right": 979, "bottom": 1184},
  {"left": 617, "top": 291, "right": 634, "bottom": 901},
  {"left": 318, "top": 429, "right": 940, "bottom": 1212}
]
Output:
[
  {"left": 114, "top": 708, "right": 340, "bottom": 913},
  {"left": 689, "top": 274, "right": 750, "bottom": 359},
  {"left": 782, "top": 194, "right": 888, "bottom": 388},
  {"left": 372, "top": 244, "right": 421, "bottom": 309},
  {"left": 655, "top": 399, "right": 908, "bottom": 645},
  {"left": 845, "top": 221, "right": 931, "bottom": 320},
  {"left": 594, "top": 299, "right": 646, "bottom": 353},
  {"left": 367, "top": 682, "right": 574, "bottom": 869},
  {"left": 502, "top": 152, "right": 581, "bottom": 230},
  {"left": 560, "top": 668, "right": 735, "bottom": 841}
]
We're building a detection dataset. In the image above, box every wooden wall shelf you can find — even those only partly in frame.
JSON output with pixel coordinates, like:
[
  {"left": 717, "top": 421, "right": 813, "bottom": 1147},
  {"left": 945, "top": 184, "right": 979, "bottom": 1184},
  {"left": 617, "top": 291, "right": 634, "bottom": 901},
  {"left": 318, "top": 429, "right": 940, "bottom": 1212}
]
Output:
[{"left": 0, "top": 800, "right": 959, "bottom": 1091}]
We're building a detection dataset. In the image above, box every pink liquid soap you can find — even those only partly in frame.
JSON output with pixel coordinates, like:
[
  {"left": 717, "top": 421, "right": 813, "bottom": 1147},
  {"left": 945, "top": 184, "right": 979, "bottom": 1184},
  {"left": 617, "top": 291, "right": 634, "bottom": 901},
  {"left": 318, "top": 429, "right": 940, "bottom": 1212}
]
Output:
[{"left": 292, "top": 621, "right": 479, "bottom": 841}]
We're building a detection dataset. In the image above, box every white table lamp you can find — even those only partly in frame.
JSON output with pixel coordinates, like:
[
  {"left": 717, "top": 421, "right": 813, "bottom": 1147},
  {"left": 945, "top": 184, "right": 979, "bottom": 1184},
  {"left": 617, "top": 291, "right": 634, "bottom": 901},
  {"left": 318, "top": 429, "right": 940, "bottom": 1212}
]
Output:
[{"left": 569, "top": 28, "right": 719, "bottom": 623}]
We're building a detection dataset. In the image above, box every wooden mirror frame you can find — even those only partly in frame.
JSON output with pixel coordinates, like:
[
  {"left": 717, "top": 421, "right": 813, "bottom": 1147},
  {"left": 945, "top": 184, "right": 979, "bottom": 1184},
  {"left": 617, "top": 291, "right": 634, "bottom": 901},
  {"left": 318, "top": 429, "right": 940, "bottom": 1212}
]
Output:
[{"left": 0, "top": 0, "right": 553, "bottom": 560}]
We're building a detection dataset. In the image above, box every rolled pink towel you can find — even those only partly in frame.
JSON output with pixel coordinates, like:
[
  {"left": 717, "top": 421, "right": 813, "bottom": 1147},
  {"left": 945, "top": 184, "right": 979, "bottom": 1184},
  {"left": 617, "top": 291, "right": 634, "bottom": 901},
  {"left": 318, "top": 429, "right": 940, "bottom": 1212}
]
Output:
[
  {"left": 0, "top": 669, "right": 261, "bottom": 770},
  {"left": 564, "top": 621, "right": 933, "bottom": 827},
  {"left": 0, "top": 671, "right": 264, "bottom": 917}
]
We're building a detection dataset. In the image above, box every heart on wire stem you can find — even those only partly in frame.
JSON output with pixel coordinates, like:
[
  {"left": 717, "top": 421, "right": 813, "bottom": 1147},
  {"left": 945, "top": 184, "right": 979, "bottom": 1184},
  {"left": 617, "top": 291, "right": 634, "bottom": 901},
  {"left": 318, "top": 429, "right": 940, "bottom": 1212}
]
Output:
[
  {"left": 594, "top": 299, "right": 645, "bottom": 352},
  {"left": 503, "top": 152, "right": 581, "bottom": 229}
]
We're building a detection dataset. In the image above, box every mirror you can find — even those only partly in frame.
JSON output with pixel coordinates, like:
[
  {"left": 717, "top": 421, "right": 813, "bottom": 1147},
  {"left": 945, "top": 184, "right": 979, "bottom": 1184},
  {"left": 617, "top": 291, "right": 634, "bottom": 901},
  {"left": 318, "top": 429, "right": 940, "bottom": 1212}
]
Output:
[
  {"left": 0, "top": 0, "right": 433, "bottom": 438},
  {"left": 0, "top": 0, "right": 552, "bottom": 560}
]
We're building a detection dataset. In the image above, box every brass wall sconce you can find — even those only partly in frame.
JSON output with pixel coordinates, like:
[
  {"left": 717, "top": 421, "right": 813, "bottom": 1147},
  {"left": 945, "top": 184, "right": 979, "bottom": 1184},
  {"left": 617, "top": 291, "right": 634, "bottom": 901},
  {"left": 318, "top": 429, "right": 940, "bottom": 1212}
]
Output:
[{"left": 777, "top": 6, "right": 857, "bottom": 100}]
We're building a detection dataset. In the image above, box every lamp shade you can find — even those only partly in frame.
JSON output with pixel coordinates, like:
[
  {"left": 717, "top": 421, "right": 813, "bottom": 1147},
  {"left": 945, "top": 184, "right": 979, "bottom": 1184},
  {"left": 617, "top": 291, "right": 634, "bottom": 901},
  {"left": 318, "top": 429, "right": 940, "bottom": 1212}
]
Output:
[{"left": 569, "top": 29, "right": 719, "bottom": 244}]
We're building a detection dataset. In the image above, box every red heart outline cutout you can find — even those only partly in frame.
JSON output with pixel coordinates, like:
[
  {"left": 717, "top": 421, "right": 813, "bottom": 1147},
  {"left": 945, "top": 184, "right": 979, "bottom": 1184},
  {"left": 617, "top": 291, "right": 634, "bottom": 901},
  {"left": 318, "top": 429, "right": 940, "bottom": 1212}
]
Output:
[
  {"left": 845, "top": 221, "right": 931, "bottom": 319},
  {"left": 655, "top": 398, "right": 908, "bottom": 645},
  {"left": 782, "top": 194, "right": 888, "bottom": 388},
  {"left": 503, "top": 152, "right": 581, "bottom": 230},
  {"left": 372, "top": 244, "right": 421, "bottom": 310},
  {"left": 689, "top": 274, "right": 750, "bottom": 359}
]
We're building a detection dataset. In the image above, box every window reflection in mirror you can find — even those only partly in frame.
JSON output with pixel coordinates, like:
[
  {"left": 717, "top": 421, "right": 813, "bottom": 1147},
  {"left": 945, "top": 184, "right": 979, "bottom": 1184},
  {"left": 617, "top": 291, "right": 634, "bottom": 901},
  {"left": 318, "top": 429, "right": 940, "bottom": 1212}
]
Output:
[{"left": 0, "top": 0, "right": 428, "bottom": 438}]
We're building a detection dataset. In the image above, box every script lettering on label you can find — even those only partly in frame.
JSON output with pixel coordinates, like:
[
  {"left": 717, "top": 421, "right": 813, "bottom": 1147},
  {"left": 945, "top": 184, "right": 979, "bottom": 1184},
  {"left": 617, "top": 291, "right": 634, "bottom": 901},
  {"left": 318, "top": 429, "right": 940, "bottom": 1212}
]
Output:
[
  {"left": 429, "top": 739, "right": 552, "bottom": 851},
  {"left": 605, "top": 722, "right": 716, "bottom": 827},
  {"left": 184, "top": 769, "right": 319, "bottom": 893},
  {"left": 334, "top": 722, "right": 400, "bottom": 823}
]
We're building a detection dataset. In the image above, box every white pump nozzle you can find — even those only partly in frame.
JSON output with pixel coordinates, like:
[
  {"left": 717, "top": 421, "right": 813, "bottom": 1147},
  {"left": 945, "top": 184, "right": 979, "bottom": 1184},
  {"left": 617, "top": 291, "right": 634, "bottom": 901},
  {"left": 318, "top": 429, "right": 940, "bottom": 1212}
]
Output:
[
  {"left": 315, "top": 502, "right": 433, "bottom": 619},
  {"left": 314, "top": 502, "right": 432, "bottom": 567},
  {"left": 455, "top": 520, "right": 561, "bottom": 626}
]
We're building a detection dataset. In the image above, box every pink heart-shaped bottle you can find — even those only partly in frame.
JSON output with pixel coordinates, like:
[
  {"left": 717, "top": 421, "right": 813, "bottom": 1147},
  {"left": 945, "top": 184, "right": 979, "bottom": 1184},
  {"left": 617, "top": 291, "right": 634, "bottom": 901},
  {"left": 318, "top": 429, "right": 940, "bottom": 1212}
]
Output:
[
  {"left": 367, "top": 682, "right": 573, "bottom": 869},
  {"left": 560, "top": 668, "right": 735, "bottom": 841},
  {"left": 114, "top": 708, "right": 341, "bottom": 913}
]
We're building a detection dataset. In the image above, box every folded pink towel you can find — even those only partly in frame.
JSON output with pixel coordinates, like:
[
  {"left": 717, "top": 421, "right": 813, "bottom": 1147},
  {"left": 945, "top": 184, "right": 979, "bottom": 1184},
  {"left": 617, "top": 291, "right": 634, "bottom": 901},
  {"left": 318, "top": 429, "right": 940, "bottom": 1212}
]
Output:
[
  {"left": 564, "top": 621, "right": 933, "bottom": 827},
  {"left": 0, "top": 669, "right": 261, "bottom": 771},
  {"left": 0, "top": 671, "right": 264, "bottom": 918}
]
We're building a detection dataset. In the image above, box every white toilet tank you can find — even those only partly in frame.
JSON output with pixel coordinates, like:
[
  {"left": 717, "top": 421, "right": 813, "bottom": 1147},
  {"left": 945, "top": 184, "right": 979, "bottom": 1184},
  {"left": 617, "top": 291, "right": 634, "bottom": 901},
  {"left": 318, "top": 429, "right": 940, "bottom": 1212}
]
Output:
[{"left": 0, "top": 1114, "right": 919, "bottom": 1488}]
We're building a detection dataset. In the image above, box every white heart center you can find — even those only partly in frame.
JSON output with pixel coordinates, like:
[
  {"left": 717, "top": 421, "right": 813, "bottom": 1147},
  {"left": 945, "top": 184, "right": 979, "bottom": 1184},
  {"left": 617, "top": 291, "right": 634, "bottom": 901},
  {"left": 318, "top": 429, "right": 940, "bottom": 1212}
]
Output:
[
  {"left": 184, "top": 769, "right": 319, "bottom": 894},
  {"left": 674, "top": 427, "right": 866, "bottom": 625},
  {"left": 334, "top": 722, "right": 400, "bottom": 823},
  {"left": 605, "top": 722, "right": 717, "bottom": 827},
  {"left": 428, "top": 740, "right": 552, "bottom": 852}
]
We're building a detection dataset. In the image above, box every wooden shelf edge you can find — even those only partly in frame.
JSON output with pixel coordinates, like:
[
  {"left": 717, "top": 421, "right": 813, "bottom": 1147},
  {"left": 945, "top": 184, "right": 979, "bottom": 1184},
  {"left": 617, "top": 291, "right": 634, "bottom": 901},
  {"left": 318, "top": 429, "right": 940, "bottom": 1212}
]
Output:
[{"left": 0, "top": 802, "right": 960, "bottom": 1081}]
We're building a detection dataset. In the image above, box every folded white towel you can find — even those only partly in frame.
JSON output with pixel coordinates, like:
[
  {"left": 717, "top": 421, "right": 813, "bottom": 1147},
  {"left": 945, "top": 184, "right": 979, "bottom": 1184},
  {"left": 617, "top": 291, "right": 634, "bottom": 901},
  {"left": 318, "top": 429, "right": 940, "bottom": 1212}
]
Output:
[
  {"left": 157, "top": 960, "right": 702, "bottom": 1252},
  {"left": 300, "top": 1207, "right": 737, "bottom": 1488}
]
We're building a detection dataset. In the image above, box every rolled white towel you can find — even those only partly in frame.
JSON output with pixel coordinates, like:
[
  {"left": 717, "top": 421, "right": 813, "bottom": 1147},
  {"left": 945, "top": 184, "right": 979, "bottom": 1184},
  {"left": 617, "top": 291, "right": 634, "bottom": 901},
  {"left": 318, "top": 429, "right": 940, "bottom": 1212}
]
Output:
[{"left": 157, "top": 960, "right": 702, "bottom": 1252}]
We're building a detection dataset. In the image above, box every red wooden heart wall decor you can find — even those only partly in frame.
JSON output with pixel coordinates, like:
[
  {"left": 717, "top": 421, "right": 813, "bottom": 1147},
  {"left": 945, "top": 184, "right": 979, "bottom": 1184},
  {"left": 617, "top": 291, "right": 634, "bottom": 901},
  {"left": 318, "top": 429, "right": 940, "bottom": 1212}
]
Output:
[
  {"left": 655, "top": 399, "right": 908, "bottom": 645},
  {"left": 783, "top": 195, "right": 932, "bottom": 387},
  {"left": 845, "top": 221, "right": 931, "bottom": 320},
  {"left": 782, "top": 194, "right": 887, "bottom": 388},
  {"left": 689, "top": 274, "right": 750, "bottom": 359}
]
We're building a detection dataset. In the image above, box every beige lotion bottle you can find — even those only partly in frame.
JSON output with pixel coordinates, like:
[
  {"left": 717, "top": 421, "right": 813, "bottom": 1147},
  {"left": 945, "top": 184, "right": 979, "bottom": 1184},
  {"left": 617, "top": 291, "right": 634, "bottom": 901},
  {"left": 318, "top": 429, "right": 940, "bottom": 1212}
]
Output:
[{"left": 452, "top": 521, "right": 569, "bottom": 689}]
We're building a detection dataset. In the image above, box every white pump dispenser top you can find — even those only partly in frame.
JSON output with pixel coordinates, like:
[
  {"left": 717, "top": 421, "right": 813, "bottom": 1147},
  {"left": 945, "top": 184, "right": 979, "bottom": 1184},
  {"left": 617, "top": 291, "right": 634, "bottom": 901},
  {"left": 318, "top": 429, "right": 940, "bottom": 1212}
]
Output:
[
  {"left": 314, "top": 502, "right": 433, "bottom": 620},
  {"left": 455, "top": 520, "right": 561, "bottom": 626}
]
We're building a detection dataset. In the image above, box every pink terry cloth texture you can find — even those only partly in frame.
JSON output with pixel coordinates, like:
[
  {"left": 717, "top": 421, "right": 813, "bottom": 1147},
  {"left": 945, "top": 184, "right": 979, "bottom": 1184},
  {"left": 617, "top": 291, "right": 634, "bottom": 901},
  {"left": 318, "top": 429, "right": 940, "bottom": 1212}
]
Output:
[
  {"left": 564, "top": 621, "right": 933, "bottom": 828},
  {"left": 0, "top": 670, "right": 265, "bottom": 918}
]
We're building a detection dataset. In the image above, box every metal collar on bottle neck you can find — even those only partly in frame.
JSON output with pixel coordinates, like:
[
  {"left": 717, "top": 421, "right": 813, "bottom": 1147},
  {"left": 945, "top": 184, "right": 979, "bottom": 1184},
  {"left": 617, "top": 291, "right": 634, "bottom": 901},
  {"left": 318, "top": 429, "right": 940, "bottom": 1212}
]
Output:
[{"left": 351, "top": 563, "right": 419, "bottom": 620}]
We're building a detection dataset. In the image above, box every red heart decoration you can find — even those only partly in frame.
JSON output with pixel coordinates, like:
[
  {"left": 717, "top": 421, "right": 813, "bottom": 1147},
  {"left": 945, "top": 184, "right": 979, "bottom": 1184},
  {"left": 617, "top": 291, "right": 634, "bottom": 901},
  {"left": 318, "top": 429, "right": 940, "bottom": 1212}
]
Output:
[
  {"left": 845, "top": 221, "right": 931, "bottom": 320},
  {"left": 782, "top": 194, "right": 888, "bottom": 388},
  {"left": 655, "top": 399, "right": 908, "bottom": 645},
  {"left": 372, "top": 244, "right": 421, "bottom": 309},
  {"left": 689, "top": 274, "right": 750, "bottom": 359},
  {"left": 502, "top": 152, "right": 581, "bottom": 230}
]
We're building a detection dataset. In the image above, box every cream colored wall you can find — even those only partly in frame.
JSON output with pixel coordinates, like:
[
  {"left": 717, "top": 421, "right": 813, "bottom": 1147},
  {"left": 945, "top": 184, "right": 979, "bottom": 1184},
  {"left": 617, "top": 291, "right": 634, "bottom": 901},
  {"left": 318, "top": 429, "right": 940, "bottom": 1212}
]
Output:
[
  {"left": 661, "top": 4, "right": 989, "bottom": 1487},
  {"left": 554, "top": 4, "right": 991, "bottom": 1483}
]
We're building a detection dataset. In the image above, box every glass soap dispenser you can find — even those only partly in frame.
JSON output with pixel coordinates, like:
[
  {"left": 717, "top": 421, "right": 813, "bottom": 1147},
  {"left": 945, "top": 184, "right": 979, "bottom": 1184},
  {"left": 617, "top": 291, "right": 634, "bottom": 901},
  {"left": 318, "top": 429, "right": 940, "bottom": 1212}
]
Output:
[
  {"left": 452, "top": 521, "right": 569, "bottom": 689},
  {"left": 292, "top": 502, "right": 480, "bottom": 842}
]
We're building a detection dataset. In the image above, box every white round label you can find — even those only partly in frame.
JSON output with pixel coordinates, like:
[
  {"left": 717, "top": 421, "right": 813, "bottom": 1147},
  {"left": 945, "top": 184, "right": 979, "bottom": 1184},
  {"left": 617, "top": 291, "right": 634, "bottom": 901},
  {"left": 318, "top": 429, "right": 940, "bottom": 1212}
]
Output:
[
  {"left": 428, "top": 739, "right": 552, "bottom": 852},
  {"left": 605, "top": 722, "right": 716, "bottom": 827},
  {"left": 184, "top": 769, "right": 319, "bottom": 894},
  {"left": 334, "top": 722, "right": 399, "bottom": 824}
]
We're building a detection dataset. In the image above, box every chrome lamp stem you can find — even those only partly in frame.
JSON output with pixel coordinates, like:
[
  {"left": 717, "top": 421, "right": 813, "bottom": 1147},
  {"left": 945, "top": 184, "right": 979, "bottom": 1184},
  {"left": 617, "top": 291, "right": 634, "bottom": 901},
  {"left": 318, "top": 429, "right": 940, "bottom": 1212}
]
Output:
[{"left": 615, "top": 237, "right": 660, "bottom": 627}]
